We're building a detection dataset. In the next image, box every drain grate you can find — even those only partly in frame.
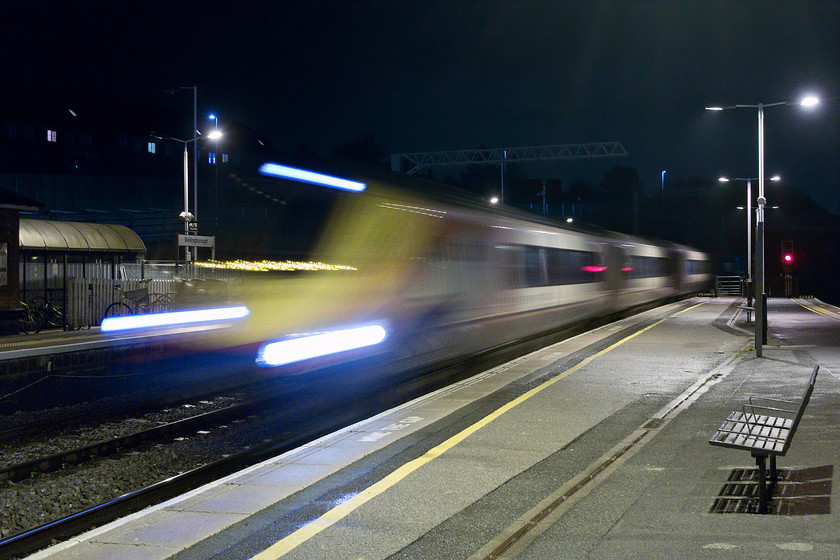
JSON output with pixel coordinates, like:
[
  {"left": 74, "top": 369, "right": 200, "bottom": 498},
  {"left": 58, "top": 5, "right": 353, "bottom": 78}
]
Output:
[{"left": 710, "top": 465, "right": 833, "bottom": 515}]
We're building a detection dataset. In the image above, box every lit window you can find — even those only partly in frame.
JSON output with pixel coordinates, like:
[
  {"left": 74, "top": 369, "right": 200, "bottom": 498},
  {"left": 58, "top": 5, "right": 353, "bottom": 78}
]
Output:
[
  {"left": 147, "top": 142, "right": 156, "bottom": 154},
  {"left": 209, "top": 152, "right": 216, "bottom": 164},
  {"left": 222, "top": 153, "right": 229, "bottom": 163},
  {"left": 47, "top": 129, "right": 57, "bottom": 142}
]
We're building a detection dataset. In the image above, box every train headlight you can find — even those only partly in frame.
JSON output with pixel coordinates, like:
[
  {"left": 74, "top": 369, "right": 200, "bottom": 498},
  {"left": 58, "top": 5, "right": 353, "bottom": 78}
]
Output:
[
  {"left": 101, "top": 306, "right": 250, "bottom": 332},
  {"left": 256, "top": 324, "right": 387, "bottom": 368}
]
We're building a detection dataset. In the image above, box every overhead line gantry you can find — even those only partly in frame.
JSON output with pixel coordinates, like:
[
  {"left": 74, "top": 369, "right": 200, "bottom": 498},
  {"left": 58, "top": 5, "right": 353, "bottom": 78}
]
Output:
[
  {"left": 391, "top": 141, "right": 627, "bottom": 203},
  {"left": 391, "top": 141, "right": 627, "bottom": 175}
]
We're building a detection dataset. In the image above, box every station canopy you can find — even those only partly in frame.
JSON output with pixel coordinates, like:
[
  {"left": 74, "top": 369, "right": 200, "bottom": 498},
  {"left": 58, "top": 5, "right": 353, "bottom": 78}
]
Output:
[{"left": 19, "top": 219, "right": 145, "bottom": 254}]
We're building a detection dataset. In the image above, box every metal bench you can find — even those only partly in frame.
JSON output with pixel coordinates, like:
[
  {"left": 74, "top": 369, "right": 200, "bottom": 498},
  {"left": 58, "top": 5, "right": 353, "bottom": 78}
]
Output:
[
  {"left": 709, "top": 364, "right": 819, "bottom": 513},
  {"left": 737, "top": 304, "right": 753, "bottom": 322}
]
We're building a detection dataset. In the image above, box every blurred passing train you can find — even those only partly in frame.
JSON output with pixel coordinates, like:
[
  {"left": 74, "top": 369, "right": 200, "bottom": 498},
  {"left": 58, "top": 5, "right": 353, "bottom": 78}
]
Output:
[{"left": 105, "top": 160, "right": 713, "bottom": 376}]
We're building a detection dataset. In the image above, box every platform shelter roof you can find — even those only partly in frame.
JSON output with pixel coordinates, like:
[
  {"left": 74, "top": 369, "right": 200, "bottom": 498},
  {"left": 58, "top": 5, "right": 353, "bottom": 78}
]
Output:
[{"left": 19, "top": 219, "right": 145, "bottom": 254}]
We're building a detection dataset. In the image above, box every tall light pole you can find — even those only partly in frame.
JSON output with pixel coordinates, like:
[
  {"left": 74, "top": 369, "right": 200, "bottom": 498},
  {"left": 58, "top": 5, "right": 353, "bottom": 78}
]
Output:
[
  {"left": 718, "top": 175, "right": 780, "bottom": 294},
  {"left": 151, "top": 130, "right": 221, "bottom": 263},
  {"left": 706, "top": 95, "right": 819, "bottom": 357},
  {"left": 179, "top": 86, "right": 199, "bottom": 226},
  {"left": 209, "top": 113, "right": 219, "bottom": 228}
]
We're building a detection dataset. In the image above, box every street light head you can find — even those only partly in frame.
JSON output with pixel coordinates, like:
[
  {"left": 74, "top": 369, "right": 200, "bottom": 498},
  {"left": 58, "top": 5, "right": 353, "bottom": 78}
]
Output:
[
  {"left": 208, "top": 114, "right": 216, "bottom": 120},
  {"left": 770, "top": 175, "right": 781, "bottom": 182},
  {"left": 718, "top": 177, "right": 730, "bottom": 182},
  {"left": 207, "top": 130, "right": 222, "bottom": 140},
  {"left": 800, "top": 95, "right": 819, "bottom": 108},
  {"left": 705, "top": 106, "right": 724, "bottom": 111}
]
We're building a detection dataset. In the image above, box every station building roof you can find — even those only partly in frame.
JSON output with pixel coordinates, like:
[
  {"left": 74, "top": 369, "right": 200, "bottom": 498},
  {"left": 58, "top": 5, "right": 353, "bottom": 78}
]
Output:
[{"left": 19, "top": 219, "right": 145, "bottom": 254}]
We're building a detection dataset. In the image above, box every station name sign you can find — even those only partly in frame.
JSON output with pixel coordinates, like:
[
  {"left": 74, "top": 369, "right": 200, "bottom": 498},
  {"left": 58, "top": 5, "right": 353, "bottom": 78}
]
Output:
[{"left": 178, "top": 234, "right": 215, "bottom": 248}]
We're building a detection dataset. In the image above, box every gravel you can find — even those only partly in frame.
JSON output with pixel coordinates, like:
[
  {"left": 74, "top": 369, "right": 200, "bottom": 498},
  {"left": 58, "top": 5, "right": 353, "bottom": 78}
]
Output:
[
  {"left": 0, "top": 396, "right": 244, "bottom": 469},
  {"left": 0, "top": 396, "right": 270, "bottom": 541}
]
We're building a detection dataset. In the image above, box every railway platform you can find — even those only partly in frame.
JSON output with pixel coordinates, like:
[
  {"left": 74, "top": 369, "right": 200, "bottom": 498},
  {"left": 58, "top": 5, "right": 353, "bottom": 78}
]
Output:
[{"left": 24, "top": 297, "right": 840, "bottom": 560}]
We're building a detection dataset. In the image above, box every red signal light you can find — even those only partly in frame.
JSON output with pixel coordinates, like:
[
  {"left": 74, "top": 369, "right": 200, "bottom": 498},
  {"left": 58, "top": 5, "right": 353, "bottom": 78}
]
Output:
[{"left": 783, "top": 253, "right": 793, "bottom": 264}]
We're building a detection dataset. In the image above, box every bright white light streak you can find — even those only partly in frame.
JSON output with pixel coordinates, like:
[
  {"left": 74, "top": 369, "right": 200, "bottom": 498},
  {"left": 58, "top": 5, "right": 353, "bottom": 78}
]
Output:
[
  {"left": 256, "top": 324, "right": 387, "bottom": 367},
  {"left": 101, "top": 306, "right": 250, "bottom": 332},
  {"left": 259, "top": 163, "right": 367, "bottom": 192}
]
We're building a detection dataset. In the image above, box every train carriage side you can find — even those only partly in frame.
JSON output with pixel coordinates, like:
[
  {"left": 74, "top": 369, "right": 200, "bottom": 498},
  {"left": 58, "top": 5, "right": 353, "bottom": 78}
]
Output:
[
  {"left": 675, "top": 245, "right": 714, "bottom": 295},
  {"left": 481, "top": 216, "right": 611, "bottom": 341},
  {"left": 613, "top": 241, "right": 679, "bottom": 310}
]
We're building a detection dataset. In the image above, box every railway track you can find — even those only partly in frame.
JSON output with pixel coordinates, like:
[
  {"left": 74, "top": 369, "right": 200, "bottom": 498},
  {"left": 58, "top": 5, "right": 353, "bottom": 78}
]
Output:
[
  {"left": 0, "top": 423, "right": 327, "bottom": 560},
  {"left": 0, "top": 401, "right": 255, "bottom": 484}
]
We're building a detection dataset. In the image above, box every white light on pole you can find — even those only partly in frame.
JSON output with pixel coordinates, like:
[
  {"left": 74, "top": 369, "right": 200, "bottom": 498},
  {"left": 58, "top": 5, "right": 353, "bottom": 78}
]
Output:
[
  {"left": 706, "top": 95, "right": 819, "bottom": 357},
  {"left": 718, "top": 175, "right": 780, "bottom": 289}
]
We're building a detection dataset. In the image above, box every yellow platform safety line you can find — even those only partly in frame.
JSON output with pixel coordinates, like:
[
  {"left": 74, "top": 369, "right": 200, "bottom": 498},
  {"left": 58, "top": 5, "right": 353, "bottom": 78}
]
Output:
[
  {"left": 249, "top": 301, "right": 705, "bottom": 559},
  {"left": 793, "top": 298, "right": 840, "bottom": 322}
]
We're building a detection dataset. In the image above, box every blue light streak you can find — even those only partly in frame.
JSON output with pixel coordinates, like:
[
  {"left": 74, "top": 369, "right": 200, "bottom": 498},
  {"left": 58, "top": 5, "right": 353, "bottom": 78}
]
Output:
[
  {"left": 101, "top": 306, "right": 250, "bottom": 332},
  {"left": 259, "top": 163, "right": 367, "bottom": 192},
  {"left": 256, "top": 324, "right": 387, "bottom": 367}
]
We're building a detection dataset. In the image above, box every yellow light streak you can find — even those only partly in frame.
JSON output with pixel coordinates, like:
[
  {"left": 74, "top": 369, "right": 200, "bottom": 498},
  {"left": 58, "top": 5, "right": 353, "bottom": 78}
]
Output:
[{"left": 193, "top": 260, "right": 358, "bottom": 272}]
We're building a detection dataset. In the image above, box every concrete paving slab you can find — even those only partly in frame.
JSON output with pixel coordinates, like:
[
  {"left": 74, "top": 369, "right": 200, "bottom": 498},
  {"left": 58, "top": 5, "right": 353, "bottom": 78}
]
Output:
[{"left": 95, "top": 510, "right": 247, "bottom": 548}]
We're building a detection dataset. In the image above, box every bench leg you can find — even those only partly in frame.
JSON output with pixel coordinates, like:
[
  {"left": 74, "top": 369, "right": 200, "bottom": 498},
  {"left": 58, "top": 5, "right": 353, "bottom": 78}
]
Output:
[{"left": 755, "top": 454, "right": 768, "bottom": 514}]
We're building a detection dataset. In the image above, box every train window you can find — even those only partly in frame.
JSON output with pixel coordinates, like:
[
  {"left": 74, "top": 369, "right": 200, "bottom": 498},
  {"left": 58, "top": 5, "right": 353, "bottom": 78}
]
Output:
[
  {"left": 494, "top": 244, "right": 603, "bottom": 288},
  {"left": 546, "top": 248, "right": 604, "bottom": 284},
  {"left": 628, "top": 255, "right": 671, "bottom": 278},
  {"left": 523, "top": 246, "right": 546, "bottom": 287}
]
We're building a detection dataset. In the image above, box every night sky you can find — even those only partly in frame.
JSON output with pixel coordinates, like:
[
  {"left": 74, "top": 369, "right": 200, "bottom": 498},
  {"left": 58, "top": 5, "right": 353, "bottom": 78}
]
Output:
[{"left": 4, "top": 1, "right": 839, "bottom": 211}]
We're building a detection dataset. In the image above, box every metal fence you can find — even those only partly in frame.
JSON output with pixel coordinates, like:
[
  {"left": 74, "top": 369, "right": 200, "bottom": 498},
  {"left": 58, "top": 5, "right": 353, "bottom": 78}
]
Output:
[
  {"left": 21, "top": 260, "right": 241, "bottom": 329},
  {"left": 714, "top": 275, "right": 800, "bottom": 299},
  {"left": 66, "top": 277, "right": 176, "bottom": 329}
]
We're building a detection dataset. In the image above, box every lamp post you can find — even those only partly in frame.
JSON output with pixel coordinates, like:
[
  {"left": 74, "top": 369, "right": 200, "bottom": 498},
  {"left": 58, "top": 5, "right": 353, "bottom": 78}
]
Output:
[
  {"left": 718, "top": 175, "right": 780, "bottom": 298},
  {"left": 151, "top": 129, "right": 222, "bottom": 263},
  {"left": 209, "top": 114, "right": 219, "bottom": 227},
  {"left": 706, "top": 95, "right": 819, "bottom": 357},
  {"left": 179, "top": 86, "right": 199, "bottom": 226}
]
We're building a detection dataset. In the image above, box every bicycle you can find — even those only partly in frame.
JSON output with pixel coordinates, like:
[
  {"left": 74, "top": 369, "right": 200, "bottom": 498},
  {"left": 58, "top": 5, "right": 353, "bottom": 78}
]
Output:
[
  {"left": 19, "top": 301, "right": 45, "bottom": 334},
  {"left": 103, "top": 282, "right": 174, "bottom": 319},
  {"left": 31, "top": 296, "right": 65, "bottom": 329}
]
